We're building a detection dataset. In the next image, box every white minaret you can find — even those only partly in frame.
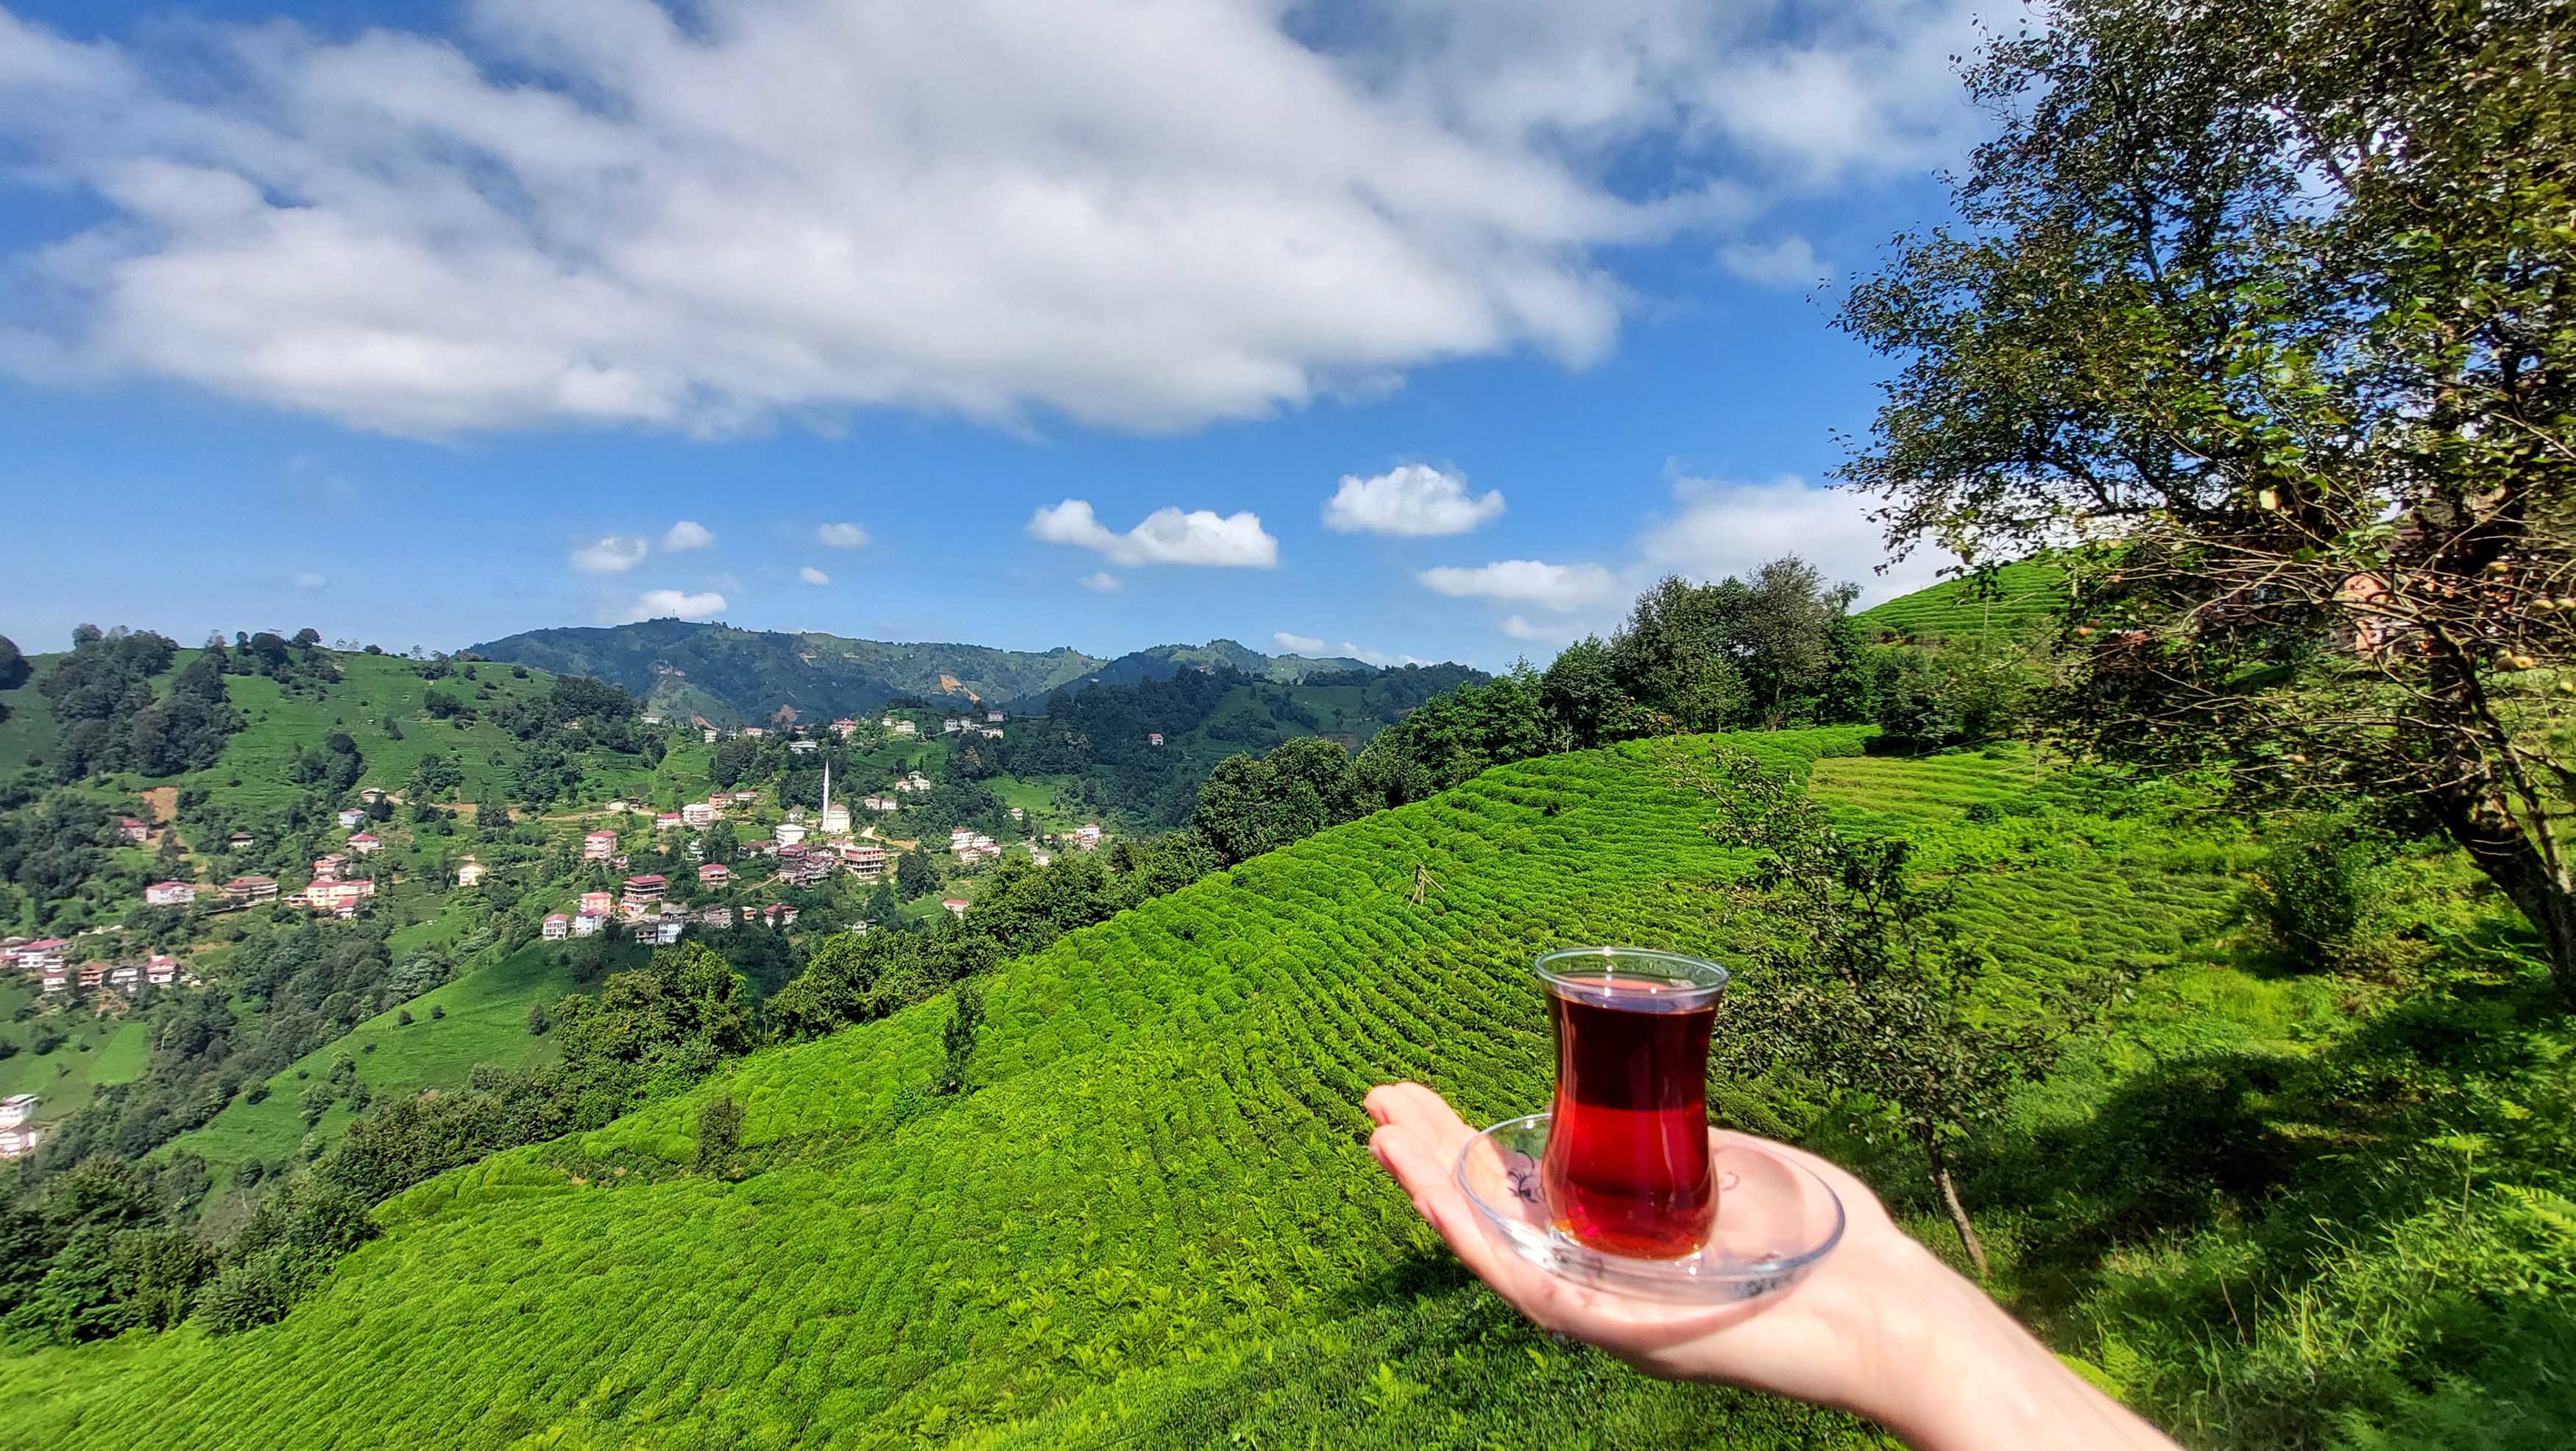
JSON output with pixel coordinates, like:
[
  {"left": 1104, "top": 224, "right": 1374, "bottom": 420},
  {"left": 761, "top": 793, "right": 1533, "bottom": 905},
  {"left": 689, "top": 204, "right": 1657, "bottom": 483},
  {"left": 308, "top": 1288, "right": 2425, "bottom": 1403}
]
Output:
[{"left": 819, "top": 758, "right": 849, "bottom": 836}]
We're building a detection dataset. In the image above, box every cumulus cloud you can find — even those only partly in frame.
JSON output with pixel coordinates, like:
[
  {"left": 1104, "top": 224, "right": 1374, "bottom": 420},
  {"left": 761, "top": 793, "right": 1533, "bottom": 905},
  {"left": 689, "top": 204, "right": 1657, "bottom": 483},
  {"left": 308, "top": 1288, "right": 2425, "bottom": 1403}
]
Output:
[
  {"left": 1638, "top": 473, "right": 1954, "bottom": 607},
  {"left": 1419, "top": 559, "right": 1618, "bottom": 611},
  {"left": 291, "top": 571, "right": 328, "bottom": 591},
  {"left": 1323, "top": 464, "right": 1504, "bottom": 536},
  {"left": 799, "top": 565, "right": 830, "bottom": 585},
  {"left": 1499, "top": 613, "right": 1586, "bottom": 643},
  {"left": 816, "top": 522, "right": 871, "bottom": 548},
  {"left": 1718, "top": 236, "right": 1832, "bottom": 289},
  {"left": 1078, "top": 572, "right": 1121, "bottom": 593},
  {"left": 1028, "top": 499, "right": 1278, "bottom": 568},
  {"left": 1273, "top": 631, "right": 1325, "bottom": 654},
  {"left": 611, "top": 588, "right": 726, "bottom": 623},
  {"left": 662, "top": 520, "right": 715, "bottom": 552},
  {"left": 1341, "top": 640, "right": 1429, "bottom": 668},
  {"left": 0, "top": 1, "right": 1979, "bottom": 436},
  {"left": 570, "top": 534, "right": 649, "bottom": 574}
]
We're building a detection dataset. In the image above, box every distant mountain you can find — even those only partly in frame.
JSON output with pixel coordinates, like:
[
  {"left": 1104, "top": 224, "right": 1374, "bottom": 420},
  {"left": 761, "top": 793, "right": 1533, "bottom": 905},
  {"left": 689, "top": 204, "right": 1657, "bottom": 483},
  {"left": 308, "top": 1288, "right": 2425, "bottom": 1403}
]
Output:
[
  {"left": 1003, "top": 638, "right": 1370, "bottom": 711},
  {"left": 466, "top": 620, "right": 1373, "bottom": 725}
]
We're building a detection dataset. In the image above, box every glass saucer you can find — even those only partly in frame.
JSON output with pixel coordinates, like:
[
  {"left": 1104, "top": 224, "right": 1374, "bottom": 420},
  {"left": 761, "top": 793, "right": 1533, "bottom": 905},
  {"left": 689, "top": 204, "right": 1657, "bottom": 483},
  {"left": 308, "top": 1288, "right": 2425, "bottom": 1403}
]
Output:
[{"left": 1454, "top": 1113, "right": 1845, "bottom": 1305}]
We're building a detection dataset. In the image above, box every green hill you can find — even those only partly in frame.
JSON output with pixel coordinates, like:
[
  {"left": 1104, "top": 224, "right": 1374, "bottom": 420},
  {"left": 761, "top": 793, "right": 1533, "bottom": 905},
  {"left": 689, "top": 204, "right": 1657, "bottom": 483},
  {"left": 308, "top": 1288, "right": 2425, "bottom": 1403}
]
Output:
[
  {"left": 1858, "top": 558, "right": 2070, "bottom": 640},
  {"left": 0, "top": 730, "right": 2274, "bottom": 1449}
]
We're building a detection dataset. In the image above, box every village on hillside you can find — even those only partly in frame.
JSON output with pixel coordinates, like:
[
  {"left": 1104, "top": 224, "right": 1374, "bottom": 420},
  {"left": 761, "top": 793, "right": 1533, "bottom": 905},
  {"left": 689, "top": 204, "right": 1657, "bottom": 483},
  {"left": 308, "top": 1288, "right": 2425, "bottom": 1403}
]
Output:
[{"left": 0, "top": 695, "right": 1123, "bottom": 1159}]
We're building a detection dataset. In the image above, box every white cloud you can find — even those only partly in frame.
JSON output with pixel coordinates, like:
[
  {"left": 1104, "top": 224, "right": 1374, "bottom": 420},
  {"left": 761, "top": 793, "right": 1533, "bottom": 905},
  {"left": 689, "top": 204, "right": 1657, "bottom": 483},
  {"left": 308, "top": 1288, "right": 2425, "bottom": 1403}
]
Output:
[
  {"left": 799, "top": 565, "right": 830, "bottom": 585},
  {"left": 0, "top": 2, "right": 1979, "bottom": 437},
  {"left": 1029, "top": 499, "right": 1278, "bottom": 568},
  {"left": 1341, "top": 640, "right": 1430, "bottom": 668},
  {"left": 817, "top": 522, "right": 871, "bottom": 548},
  {"left": 1500, "top": 613, "right": 1586, "bottom": 643},
  {"left": 1718, "top": 236, "right": 1832, "bottom": 289},
  {"left": 662, "top": 519, "right": 715, "bottom": 552},
  {"left": 570, "top": 534, "right": 649, "bottom": 574},
  {"left": 1418, "top": 559, "right": 1618, "bottom": 611},
  {"left": 1273, "top": 631, "right": 1325, "bottom": 654},
  {"left": 1078, "top": 571, "right": 1121, "bottom": 593},
  {"left": 291, "top": 571, "right": 328, "bottom": 592},
  {"left": 1323, "top": 464, "right": 1504, "bottom": 536},
  {"left": 1638, "top": 473, "right": 1956, "bottom": 606},
  {"left": 610, "top": 588, "right": 726, "bottom": 623}
]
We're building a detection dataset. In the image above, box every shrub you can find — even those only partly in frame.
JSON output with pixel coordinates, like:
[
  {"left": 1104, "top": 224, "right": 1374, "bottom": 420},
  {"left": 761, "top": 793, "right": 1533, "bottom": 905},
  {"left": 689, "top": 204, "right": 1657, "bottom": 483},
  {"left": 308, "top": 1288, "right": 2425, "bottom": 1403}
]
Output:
[{"left": 2252, "top": 821, "right": 2385, "bottom": 968}]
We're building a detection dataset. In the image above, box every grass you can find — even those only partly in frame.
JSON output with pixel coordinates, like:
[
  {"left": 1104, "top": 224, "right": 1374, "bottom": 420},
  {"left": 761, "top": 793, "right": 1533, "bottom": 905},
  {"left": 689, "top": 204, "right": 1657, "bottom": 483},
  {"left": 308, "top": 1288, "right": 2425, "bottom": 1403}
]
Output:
[
  {"left": 1858, "top": 557, "right": 2070, "bottom": 641},
  {"left": 0, "top": 654, "right": 61, "bottom": 779},
  {"left": 0, "top": 983, "right": 151, "bottom": 1125},
  {"left": 163, "top": 941, "right": 583, "bottom": 1188},
  {"left": 4, "top": 729, "right": 2566, "bottom": 1451},
  {"left": 0, "top": 727, "right": 2196, "bottom": 1451}
]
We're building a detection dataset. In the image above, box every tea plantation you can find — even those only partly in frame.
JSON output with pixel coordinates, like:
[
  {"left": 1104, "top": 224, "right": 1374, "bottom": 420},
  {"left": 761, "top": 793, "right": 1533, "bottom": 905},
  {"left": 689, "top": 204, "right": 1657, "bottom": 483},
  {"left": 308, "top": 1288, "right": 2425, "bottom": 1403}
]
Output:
[{"left": 3, "top": 731, "right": 2563, "bottom": 1449}]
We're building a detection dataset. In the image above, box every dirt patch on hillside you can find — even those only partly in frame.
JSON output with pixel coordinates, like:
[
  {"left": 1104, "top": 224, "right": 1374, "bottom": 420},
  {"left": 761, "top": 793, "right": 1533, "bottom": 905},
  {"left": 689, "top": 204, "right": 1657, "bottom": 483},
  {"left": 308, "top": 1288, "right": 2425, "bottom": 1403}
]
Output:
[{"left": 141, "top": 786, "right": 177, "bottom": 823}]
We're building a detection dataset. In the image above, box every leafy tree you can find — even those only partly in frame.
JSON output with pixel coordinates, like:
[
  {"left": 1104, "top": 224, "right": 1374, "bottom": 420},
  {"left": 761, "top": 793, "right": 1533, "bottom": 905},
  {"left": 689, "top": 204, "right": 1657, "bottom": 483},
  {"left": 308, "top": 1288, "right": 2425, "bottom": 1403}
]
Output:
[
  {"left": 895, "top": 849, "right": 938, "bottom": 901},
  {"left": 1836, "top": 0, "right": 2576, "bottom": 992},
  {"left": 935, "top": 982, "right": 984, "bottom": 1095},
  {"left": 1691, "top": 746, "right": 2115, "bottom": 1276},
  {"left": 696, "top": 1095, "right": 745, "bottom": 1176},
  {"left": 0, "top": 633, "right": 27, "bottom": 691}
]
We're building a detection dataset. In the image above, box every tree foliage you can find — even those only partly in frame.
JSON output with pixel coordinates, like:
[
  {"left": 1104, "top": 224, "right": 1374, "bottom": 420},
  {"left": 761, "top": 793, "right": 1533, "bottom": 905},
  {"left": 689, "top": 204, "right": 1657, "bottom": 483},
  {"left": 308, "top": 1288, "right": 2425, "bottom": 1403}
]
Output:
[{"left": 1837, "top": 0, "right": 2576, "bottom": 990}]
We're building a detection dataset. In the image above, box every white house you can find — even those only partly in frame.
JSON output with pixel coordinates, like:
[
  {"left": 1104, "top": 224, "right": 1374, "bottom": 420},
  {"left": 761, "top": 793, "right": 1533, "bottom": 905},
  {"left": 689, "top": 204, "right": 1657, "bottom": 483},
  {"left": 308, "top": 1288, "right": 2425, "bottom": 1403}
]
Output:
[
  {"left": 892, "top": 719, "right": 918, "bottom": 737},
  {"left": 336, "top": 807, "right": 367, "bottom": 830},
  {"left": 986, "top": 710, "right": 1007, "bottom": 724},
  {"left": 584, "top": 830, "right": 617, "bottom": 861},
  {"left": 682, "top": 801, "right": 718, "bottom": 827},
  {"left": 348, "top": 832, "right": 383, "bottom": 855},
  {"left": 542, "top": 913, "right": 570, "bottom": 940},
  {"left": 0, "top": 1095, "right": 35, "bottom": 1130},
  {"left": 788, "top": 738, "right": 818, "bottom": 755},
  {"left": 144, "top": 880, "right": 196, "bottom": 907},
  {"left": 774, "top": 821, "right": 808, "bottom": 847},
  {"left": 573, "top": 912, "right": 605, "bottom": 937},
  {"left": 146, "top": 955, "right": 177, "bottom": 985},
  {"left": 456, "top": 859, "right": 486, "bottom": 888}
]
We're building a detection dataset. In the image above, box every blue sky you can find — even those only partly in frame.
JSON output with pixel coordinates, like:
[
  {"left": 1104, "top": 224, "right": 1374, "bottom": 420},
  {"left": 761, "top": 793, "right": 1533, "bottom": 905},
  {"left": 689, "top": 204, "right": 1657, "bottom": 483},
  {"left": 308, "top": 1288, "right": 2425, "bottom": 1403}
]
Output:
[{"left": 0, "top": 0, "right": 1982, "bottom": 668}]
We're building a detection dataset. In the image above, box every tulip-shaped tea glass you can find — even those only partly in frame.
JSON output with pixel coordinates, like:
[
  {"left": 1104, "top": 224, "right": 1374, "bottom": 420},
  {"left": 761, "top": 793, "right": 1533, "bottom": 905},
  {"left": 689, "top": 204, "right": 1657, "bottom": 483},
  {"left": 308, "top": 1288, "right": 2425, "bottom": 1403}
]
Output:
[
  {"left": 1536, "top": 947, "right": 1729, "bottom": 1257},
  {"left": 1453, "top": 947, "right": 1846, "bottom": 1305}
]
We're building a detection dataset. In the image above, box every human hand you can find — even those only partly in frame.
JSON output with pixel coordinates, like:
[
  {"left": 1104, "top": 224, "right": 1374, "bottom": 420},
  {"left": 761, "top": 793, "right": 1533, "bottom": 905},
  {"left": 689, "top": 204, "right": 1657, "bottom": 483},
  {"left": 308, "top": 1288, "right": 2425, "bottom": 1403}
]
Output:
[{"left": 1362, "top": 1082, "right": 2180, "bottom": 1451}]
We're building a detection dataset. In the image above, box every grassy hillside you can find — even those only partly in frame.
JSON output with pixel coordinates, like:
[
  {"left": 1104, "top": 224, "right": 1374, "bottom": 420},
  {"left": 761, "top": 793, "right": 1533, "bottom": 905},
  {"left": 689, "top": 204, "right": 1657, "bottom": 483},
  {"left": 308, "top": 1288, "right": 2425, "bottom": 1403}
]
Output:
[
  {"left": 0, "top": 981, "right": 150, "bottom": 1125},
  {"left": 1859, "top": 557, "right": 2070, "bottom": 640},
  {"left": 0, "top": 653, "right": 60, "bottom": 779},
  {"left": 163, "top": 939, "right": 597, "bottom": 1190},
  {"left": 0, "top": 728, "right": 2277, "bottom": 1450}
]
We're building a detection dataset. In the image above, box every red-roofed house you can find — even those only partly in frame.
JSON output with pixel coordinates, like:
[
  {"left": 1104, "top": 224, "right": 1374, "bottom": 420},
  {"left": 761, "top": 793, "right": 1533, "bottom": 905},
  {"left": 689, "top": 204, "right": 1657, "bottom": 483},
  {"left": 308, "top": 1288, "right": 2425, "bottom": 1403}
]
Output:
[
  {"left": 584, "top": 830, "right": 617, "bottom": 861},
  {"left": 348, "top": 832, "right": 383, "bottom": 855},
  {"left": 146, "top": 955, "right": 178, "bottom": 985},
  {"left": 144, "top": 881, "right": 197, "bottom": 907},
  {"left": 655, "top": 812, "right": 684, "bottom": 832},
  {"left": 542, "top": 913, "right": 570, "bottom": 940},
  {"left": 223, "top": 875, "right": 279, "bottom": 905},
  {"left": 20, "top": 939, "right": 70, "bottom": 971},
  {"left": 941, "top": 897, "right": 970, "bottom": 918},
  {"left": 698, "top": 863, "right": 731, "bottom": 887},
  {"left": 579, "top": 891, "right": 615, "bottom": 918},
  {"left": 621, "top": 874, "right": 667, "bottom": 912},
  {"left": 119, "top": 818, "right": 151, "bottom": 844}
]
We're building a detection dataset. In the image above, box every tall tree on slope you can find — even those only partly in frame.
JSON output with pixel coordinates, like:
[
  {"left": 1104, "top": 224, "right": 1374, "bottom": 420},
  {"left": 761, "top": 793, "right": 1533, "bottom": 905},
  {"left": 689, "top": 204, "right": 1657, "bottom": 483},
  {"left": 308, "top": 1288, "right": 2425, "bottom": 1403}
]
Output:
[{"left": 1839, "top": 0, "right": 2576, "bottom": 992}]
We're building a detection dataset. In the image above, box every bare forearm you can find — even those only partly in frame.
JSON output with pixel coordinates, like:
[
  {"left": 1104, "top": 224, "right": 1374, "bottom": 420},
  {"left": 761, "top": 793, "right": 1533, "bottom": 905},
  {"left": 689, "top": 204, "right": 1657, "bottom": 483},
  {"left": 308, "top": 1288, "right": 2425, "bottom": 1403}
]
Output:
[{"left": 1844, "top": 1243, "right": 2179, "bottom": 1451}]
